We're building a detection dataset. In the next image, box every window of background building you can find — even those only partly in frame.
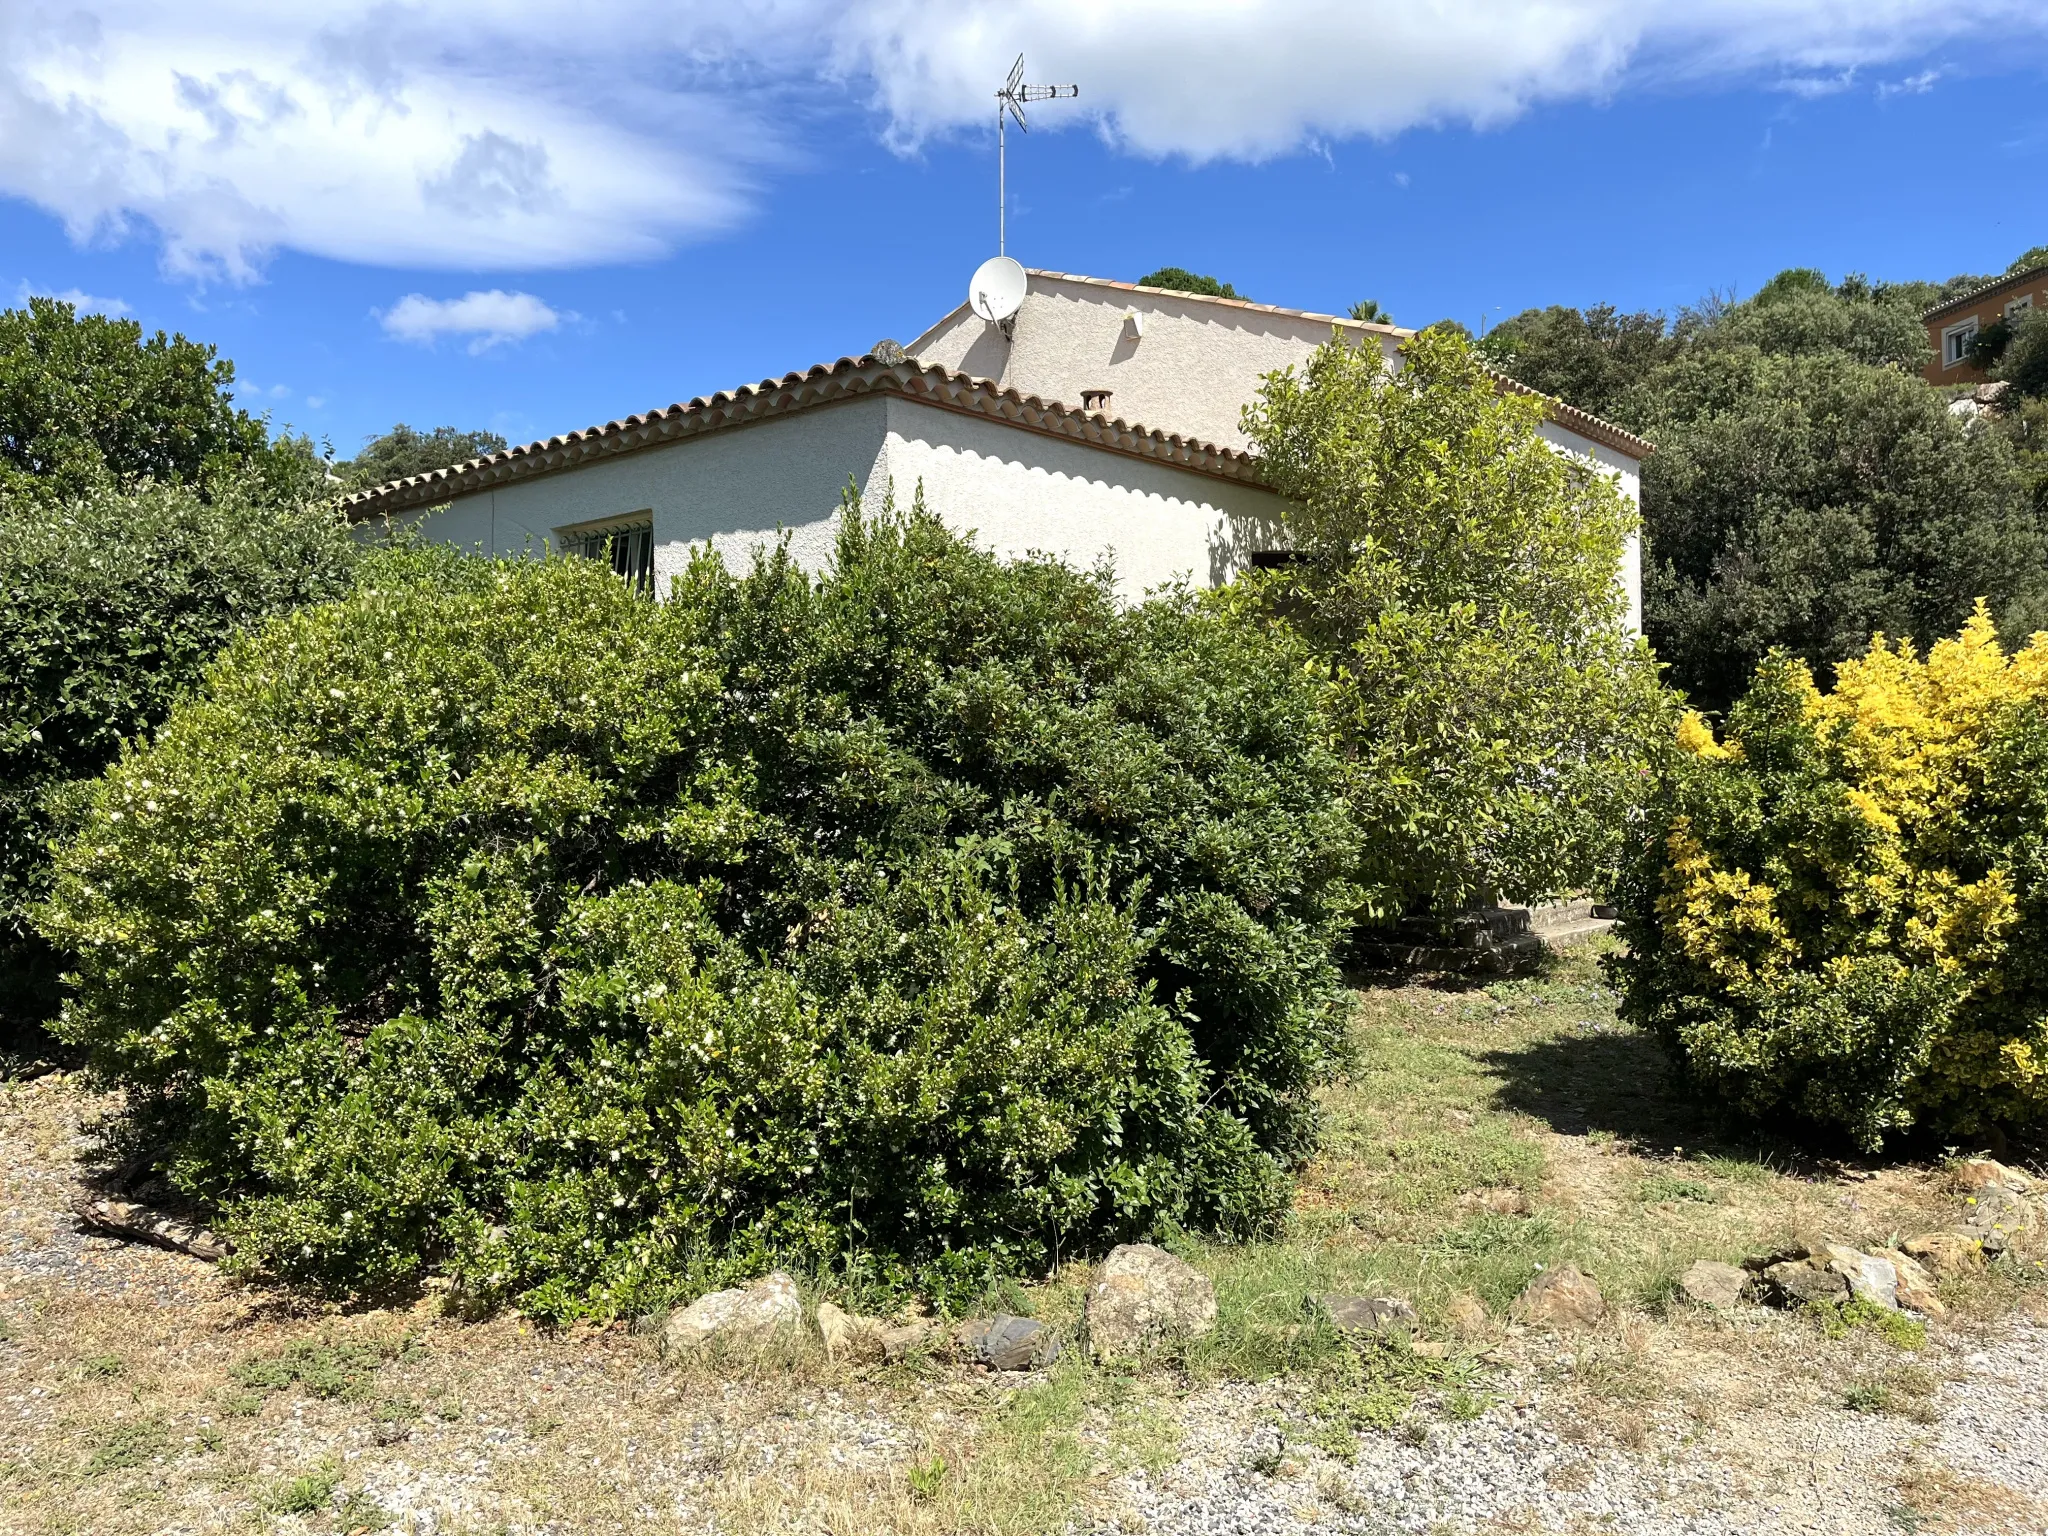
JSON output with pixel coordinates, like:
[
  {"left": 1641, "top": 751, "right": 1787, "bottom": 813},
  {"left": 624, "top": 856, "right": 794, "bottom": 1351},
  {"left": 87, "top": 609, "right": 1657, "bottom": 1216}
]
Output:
[
  {"left": 561, "top": 516, "right": 655, "bottom": 596},
  {"left": 1944, "top": 319, "right": 1981, "bottom": 368}
]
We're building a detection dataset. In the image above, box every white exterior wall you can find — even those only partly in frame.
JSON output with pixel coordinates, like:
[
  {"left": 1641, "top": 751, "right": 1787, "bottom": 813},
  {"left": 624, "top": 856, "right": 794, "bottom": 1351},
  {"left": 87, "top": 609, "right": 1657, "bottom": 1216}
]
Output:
[
  {"left": 911, "top": 276, "right": 1401, "bottom": 453},
  {"left": 396, "top": 397, "right": 893, "bottom": 590},
  {"left": 399, "top": 393, "right": 1284, "bottom": 600},
  {"left": 910, "top": 275, "right": 1643, "bottom": 630},
  {"left": 1538, "top": 422, "right": 1643, "bottom": 634},
  {"left": 874, "top": 397, "right": 1289, "bottom": 595}
]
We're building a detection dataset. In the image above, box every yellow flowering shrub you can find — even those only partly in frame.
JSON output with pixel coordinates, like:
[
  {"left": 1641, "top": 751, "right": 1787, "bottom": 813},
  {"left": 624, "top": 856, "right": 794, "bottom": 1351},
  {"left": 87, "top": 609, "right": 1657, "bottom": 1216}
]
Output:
[{"left": 1610, "top": 605, "right": 2048, "bottom": 1147}]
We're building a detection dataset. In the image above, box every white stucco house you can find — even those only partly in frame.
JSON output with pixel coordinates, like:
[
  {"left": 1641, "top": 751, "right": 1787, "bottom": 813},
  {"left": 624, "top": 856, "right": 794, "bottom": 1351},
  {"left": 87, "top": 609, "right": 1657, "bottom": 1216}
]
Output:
[{"left": 344, "top": 270, "right": 1649, "bottom": 627}]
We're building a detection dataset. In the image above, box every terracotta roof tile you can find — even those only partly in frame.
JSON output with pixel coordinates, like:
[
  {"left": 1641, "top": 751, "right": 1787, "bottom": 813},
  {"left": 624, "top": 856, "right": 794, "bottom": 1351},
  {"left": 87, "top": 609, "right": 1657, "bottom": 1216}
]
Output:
[
  {"left": 341, "top": 355, "right": 1259, "bottom": 522},
  {"left": 1921, "top": 264, "right": 2048, "bottom": 322}
]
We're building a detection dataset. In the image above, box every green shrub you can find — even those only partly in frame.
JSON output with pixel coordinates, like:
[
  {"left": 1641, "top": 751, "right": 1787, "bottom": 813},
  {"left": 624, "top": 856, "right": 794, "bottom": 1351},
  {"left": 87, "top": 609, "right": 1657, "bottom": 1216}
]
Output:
[
  {"left": 40, "top": 503, "right": 1357, "bottom": 1317},
  {"left": 0, "top": 481, "right": 357, "bottom": 1035},
  {"left": 1609, "top": 608, "right": 2048, "bottom": 1148},
  {"left": 1239, "top": 325, "right": 1673, "bottom": 914},
  {"left": 1635, "top": 346, "right": 2047, "bottom": 714},
  {"left": 1999, "top": 307, "right": 2048, "bottom": 401}
]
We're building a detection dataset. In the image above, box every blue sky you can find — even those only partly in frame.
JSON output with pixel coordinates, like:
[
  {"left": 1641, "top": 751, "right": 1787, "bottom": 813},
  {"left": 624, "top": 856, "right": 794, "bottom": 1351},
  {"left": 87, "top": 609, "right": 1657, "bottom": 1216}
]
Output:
[{"left": 4, "top": 3, "right": 2045, "bottom": 459}]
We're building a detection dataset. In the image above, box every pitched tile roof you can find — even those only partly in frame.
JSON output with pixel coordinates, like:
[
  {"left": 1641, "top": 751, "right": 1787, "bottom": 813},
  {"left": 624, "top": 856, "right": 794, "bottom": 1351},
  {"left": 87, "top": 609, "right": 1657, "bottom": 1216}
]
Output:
[
  {"left": 341, "top": 354, "right": 1259, "bottom": 521},
  {"left": 1025, "top": 268, "right": 1410, "bottom": 339},
  {"left": 1020, "top": 270, "right": 1653, "bottom": 460},
  {"left": 1920, "top": 264, "right": 2048, "bottom": 323}
]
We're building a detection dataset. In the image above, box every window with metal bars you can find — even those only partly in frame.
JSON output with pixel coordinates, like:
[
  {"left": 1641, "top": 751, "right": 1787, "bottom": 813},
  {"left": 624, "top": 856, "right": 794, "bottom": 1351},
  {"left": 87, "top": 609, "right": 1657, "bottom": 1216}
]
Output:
[{"left": 561, "top": 518, "right": 655, "bottom": 596}]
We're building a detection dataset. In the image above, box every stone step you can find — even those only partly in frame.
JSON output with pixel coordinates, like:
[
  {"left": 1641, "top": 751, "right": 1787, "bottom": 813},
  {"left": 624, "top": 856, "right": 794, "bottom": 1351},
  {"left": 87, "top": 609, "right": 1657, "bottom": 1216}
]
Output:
[
  {"left": 1535, "top": 916, "right": 1617, "bottom": 948},
  {"left": 1350, "top": 901, "right": 1616, "bottom": 973}
]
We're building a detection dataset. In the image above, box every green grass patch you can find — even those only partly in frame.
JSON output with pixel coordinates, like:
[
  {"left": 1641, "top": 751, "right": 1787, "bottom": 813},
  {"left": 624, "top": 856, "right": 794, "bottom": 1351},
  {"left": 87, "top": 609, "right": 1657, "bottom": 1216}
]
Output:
[
  {"left": 262, "top": 1458, "right": 340, "bottom": 1515},
  {"left": 1806, "top": 1299, "right": 1927, "bottom": 1350},
  {"left": 1637, "top": 1173, "right": 1719, "bottom": 1205},
  {"left": 84, "top": 1419, "right": 168, "bottom": 1476},
  {"left": 231, "top": 1333, "right": 417, "bottom": 1404},
  {"left": 1294, "top": 1336, "right": 1488, "bottom": 1459}
]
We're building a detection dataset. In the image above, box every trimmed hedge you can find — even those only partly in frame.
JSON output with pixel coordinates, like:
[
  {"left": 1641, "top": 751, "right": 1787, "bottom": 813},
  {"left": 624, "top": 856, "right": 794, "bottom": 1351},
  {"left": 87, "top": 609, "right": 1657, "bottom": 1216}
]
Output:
[
  {"left": 41, "top": 504, "right": 1359, "bottom": 1316},
  {"left": 1610, "top": 606, "right": 2048, "bottom": 1148}
]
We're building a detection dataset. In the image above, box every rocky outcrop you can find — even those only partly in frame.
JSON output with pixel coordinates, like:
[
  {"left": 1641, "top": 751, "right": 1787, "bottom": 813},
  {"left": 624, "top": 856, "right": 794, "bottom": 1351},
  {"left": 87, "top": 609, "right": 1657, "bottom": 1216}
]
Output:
[
  {"left": 1744, "top": 1240, "right": 1954, "bottom": 1318},
  {"left": 1085, "top": 1244, "right": 1218, "bottom": 1362}
]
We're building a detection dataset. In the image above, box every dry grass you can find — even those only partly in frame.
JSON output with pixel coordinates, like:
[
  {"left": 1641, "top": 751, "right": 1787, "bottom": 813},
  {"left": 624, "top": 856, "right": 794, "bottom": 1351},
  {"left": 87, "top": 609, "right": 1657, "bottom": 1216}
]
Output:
[
  {"left": 1, "top": 938, "right": 2042, "bottom": 1534},
  {"left": 1896, "top": 1461, "right": 2048, "bottom": 1533}
]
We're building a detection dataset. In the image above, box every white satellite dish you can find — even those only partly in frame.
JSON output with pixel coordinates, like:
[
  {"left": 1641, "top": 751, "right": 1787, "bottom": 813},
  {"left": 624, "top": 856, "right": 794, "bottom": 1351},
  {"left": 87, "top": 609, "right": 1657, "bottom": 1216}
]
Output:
[{"left": 969, "top": 255, "right": 1027, "bottom": 324}]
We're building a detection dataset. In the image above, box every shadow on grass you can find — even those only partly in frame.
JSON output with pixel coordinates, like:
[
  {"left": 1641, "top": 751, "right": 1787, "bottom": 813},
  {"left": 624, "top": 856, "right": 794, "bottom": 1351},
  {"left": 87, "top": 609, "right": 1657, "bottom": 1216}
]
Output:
[
  {"left": 1478, "top": 1025, "right": 1703, "bottom": 1153},
  {"left": 1478, "top": 1024, "right": 1864, "bottom": 1178},
  {"left": 1342, "top": 945, "right": 1568, "bottom": 997}
]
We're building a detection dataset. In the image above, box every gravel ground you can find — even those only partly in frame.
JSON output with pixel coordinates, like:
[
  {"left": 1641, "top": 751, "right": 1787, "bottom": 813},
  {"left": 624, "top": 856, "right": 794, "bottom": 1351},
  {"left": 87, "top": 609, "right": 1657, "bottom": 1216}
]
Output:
[
  {"left": 5, "top": 1070, "right": 2045, "bottom": 1536},
  {"left": 1089, "top": 1322, "right": 2048, "bottom": 1536}
]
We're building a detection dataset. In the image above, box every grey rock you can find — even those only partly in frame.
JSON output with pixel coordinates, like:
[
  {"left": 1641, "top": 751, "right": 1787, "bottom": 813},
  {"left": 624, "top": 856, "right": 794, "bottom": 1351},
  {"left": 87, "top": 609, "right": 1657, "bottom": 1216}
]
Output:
[
  {"left": 1760, "top": 1256, "right": 1851, "bottom": 1307},
  {"left": 956, "top": 1314, "right": 1058, "bottom": 1372},
  {"left": 1322, "top": 1294, "right": 1419, "bottom": 1336},
  {"left": 1678, "top": 1259, "right": 1750, "bottom": 1311},
  {"left": 1960, "top": 1186, "right": 2034, "bottom": 1250},
  {"left": 1086, "top": 1243, "right": 1219, "bottom": 1362},
  {"left": 1513, "top": 1263, "right": 1605, "bottom": 1329},
  {"left": 1821, "top": 1243, "right": 1899, "bottom": 1309},
  {"left": 660, "top": 1270, "right": 802, "bottom": 1358}
]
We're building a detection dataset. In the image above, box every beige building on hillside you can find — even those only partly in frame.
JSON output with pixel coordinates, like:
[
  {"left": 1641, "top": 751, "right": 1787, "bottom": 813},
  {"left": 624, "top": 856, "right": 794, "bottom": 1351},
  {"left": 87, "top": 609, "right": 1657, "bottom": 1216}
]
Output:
[{"left": 345, "top": 270, "right": 1650, "bottom": 628}]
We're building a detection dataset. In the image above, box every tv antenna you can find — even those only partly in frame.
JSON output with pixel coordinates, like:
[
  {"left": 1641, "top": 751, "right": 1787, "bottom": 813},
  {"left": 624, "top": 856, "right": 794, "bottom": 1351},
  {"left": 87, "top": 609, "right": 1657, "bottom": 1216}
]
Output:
[{"left": 996, "top": 54, "right": 1077, "bottom": 256}]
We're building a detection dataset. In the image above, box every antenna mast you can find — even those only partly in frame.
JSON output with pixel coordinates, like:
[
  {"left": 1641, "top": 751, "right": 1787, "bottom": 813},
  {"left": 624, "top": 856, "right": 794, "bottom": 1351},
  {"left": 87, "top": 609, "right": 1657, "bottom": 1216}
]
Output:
[{"left": 996, "top": 54, "right": 1077, "bottom": 256}]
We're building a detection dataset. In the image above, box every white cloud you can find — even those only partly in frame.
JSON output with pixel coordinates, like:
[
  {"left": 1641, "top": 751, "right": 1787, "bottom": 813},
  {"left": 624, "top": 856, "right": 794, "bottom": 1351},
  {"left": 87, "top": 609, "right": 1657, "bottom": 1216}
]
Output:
[
  {"left": 1772, "top": 71, "right": 1858, "bottom": 98},
  {"left": 822, "top": 1, "right": 2046, "bottom": 157},
  {"left": 14, "top": 280, "right": 129, "bottom": 314},
  {"left": 0, "top": 2, "right": 2042, "bottom": 279},
  {"left": 1879, "top": 67, "right": 1945, "bottom": 97},
  {"left": 380, "top": 289, "right": 562, "bottom": 353}
]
